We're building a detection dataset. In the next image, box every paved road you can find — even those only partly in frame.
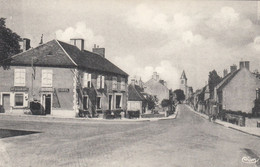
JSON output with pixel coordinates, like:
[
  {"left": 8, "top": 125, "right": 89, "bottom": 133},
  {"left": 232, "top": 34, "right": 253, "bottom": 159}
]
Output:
[{"left": 0, "top": 104, "right": 260, "bottom": 167}]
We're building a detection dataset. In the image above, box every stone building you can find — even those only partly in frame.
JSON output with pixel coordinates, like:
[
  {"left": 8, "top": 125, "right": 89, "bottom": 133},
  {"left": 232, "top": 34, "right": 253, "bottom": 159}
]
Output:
[
  {"left": 144, "top": 72, "right": 169, "bottom": 105},
  {"left": 214, "top": 61, "right": 260, "bottom": 113},
  {"left": 0, "top": 38, "right": 128, "bottom": 118}
]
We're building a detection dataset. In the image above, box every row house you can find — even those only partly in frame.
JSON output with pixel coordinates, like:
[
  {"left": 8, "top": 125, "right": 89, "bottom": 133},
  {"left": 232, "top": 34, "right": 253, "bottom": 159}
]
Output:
[
  {"left": 0, "top": 38, "right": 128, "bottom": 118},
  {"left": 214, "top": 61, "right": 260, "bottom": 114}
]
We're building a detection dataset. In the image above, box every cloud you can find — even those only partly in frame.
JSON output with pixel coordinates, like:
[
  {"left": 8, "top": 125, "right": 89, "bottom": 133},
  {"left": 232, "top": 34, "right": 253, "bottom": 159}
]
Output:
[
  {"left": 55, "top": 22, "right": 105, "bottom": 50},
  {"left": 126, "top": 4, "right": 194, "bottom": 34}
]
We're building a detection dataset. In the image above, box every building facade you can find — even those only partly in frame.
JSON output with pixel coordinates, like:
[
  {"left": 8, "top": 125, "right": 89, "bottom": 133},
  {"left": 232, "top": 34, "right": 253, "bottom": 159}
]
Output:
[
  {"left": 127, "top": 79, "right": 147, "bottom": 113},
  {"left": 0, "top": 39, "right": 128, "bottom": 118},
  {"left": 144, "top": 72, "right": 169, "bottom": 106},
  {"left": 214, "top": 61, "right": 260, "bottom": 113}
]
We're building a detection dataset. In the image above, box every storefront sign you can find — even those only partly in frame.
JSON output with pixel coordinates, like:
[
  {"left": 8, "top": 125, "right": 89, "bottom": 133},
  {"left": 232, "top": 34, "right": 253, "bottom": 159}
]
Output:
[
  {"left": 58, "top": 88, "right": 70, "bottom": 92},
  {"left": 10, "top": 87, "right": 29, "bottom": 92},
  {"left": 40, "top": 87, "right": 54, "bottom": 92}
]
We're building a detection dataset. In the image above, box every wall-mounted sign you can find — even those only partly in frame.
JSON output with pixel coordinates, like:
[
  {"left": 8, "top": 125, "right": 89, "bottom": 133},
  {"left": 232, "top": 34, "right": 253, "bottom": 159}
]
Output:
[
  {"left": 10, "top": 87, "right": 29, "bottom": 92},
  {"left": 58, "top": 88, "right": 70, "bottom": 92},
  {"left": 40, "top": 87, "right": 54, "bottom": 92}
]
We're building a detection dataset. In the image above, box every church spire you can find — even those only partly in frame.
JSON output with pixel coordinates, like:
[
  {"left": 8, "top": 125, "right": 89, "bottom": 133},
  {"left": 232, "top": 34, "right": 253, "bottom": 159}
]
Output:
[{"left": 180, "top": 70, "right": 187, "bottom": 80}]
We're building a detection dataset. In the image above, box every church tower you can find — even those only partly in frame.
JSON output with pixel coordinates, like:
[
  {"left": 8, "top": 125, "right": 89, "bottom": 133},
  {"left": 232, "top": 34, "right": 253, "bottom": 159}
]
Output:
[{"left": 180, "top": 70, "right": 187, "bottom": 98}]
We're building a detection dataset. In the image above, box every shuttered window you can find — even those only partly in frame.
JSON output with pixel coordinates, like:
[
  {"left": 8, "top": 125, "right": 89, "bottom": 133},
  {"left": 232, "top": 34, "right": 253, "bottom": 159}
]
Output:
[
  {"left": 83, "top": 73, "right": 92, "bottom": 88},
  {"left": 42, "top": 70, "right": 53, "bottom": 87},
  {"left": 14, "top": 69, "right": 26, "bottom": 86}
]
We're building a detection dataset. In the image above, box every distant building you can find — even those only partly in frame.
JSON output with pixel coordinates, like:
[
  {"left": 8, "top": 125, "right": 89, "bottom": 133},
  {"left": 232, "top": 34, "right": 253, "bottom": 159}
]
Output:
[
  {"left": 214, "top": 61, "right": 260, "bottom": 113},
  {"left": 180, "top": 70, "right": 193, "bottom": 100},
  {"left": 144, "top": 72, "right": 169, "bottom": 105},
  {"left": 127, "top": 79, "right": 147, "bottom": 114},
  {"left": 0, "top": 39, "right": 128, "bottom": 118}
]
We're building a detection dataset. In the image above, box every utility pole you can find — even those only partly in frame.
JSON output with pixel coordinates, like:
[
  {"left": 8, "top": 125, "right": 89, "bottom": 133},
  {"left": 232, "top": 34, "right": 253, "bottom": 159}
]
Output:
[{"left": 31, "top": 57, "right": 36, "bottom": 101}]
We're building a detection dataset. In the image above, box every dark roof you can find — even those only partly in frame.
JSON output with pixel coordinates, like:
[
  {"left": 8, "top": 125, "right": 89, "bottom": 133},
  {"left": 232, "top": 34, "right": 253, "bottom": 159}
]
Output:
[
  {"left": 10, "top": 39, "right": 128, "bottom": 76},
  {"left": 11, "top": 40, "right": 75, "bottom": 67},
  {"left": 128, "top": 84, "right": 146, "bottom": 101}
]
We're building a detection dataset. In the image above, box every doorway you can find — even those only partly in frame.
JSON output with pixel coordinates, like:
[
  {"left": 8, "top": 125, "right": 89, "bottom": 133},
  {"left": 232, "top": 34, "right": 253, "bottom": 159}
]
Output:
[
  {"left": 2, "top": 94, "right": 10, "bottom": 112},
  {"left": 42, "top": 94, "right": 52, "bottom": 115},
  {"left": 109, "top": 95, "right": 112, "bottom": 110}
]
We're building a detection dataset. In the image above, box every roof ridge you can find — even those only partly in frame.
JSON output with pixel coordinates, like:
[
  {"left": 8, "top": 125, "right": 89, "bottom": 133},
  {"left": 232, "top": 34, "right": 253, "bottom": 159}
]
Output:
[{"left": 55, "top": 40, "right": 78, "bottom": 67}]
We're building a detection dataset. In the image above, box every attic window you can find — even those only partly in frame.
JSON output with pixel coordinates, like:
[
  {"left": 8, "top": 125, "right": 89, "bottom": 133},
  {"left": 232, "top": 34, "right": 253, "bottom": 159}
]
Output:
[{"left": 47, "top": 51, "right": 53, "bottom": 56}]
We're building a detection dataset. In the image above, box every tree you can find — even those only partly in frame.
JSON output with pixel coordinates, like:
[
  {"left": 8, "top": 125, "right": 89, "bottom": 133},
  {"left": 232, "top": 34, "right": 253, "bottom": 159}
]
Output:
[
  {"left": 161, "top": 99, "right": 170, "bottom": 108},
  {"left": 173, "top": 89, "right": 185, "bottom": 103},
  {"left": 146, "top": 95, "right": 158, "bottom": 110},
  {"left": 208, "top": 70, "right": 222, "bottom": 99},
  {"left": 0, "top": 18, "right": 21, "bottom": 68}
]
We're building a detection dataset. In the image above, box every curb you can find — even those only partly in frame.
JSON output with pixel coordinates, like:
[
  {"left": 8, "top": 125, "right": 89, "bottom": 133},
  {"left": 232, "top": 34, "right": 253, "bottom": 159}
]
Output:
[
  {"left": 0, "top": 112, "right": 177, "bottom": 123},
  {"left": 186, "top": 105, "right": 260, "bottom": 138}
]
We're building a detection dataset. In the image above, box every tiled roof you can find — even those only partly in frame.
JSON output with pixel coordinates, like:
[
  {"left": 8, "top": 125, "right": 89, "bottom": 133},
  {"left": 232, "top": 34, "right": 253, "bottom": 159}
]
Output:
[
  {"left": 57, "top": 40, "right": 128, "bottom": 76},
  {"left": 11, "top": 40, "right": 75, "bottom": 67},
  {"left": 10, "top": 39, "right": 128, "bottom": 76},
  {"left": 128, "top": 84, "right": 146, "bottom": 101}
]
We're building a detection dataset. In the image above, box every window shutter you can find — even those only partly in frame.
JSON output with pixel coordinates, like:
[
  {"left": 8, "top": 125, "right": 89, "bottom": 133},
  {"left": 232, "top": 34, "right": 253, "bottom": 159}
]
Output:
[
  {"left": 20, "top": 69, "right": 26, "bottom": 85},
  {"left": 83, "top": 73, "right": 87, "bottom": 87},
  {"left": 97, "top": 75, "right": 101, "bottom": 89},
  {"left": 42, "top": 70, "right": 53, "bottom": 87},
  {"left": 88, "top": 73, "right": 92, "bottom": 87},
  {"left": 101, "top": 76, "right": 105, "bottom": 88}
]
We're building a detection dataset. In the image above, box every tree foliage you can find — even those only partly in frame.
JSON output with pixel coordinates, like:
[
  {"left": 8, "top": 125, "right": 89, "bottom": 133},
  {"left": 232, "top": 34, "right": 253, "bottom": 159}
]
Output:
[
  {"left": 0, "top": 18, "right": 21, "bottom": 68},
  {"left": 208, "top": 70, "right": 222, "bottom": 99},
  {"left": 147, "top": 95, "right": 158, "bottom": 110},
  {"left": 173, "top": 89, "right": 185, "bottom": 103},
  {"left": 161, "top": 99, "right": 171, "bottom": 108}
]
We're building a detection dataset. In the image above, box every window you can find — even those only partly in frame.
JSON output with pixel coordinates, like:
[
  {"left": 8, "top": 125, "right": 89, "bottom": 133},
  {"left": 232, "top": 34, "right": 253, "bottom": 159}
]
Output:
[
  {"left": 14, "top": 69, "right": 26, "bottom": 86},
  {"left": 83, "top": 73, "right": 91, "bottom": 88},
  {"left": 83, "top": 96, "right": 88, "bottom": 110},
  {"left": 121, "top": 78, "right": 126, "bottom": 90},
  {"left": 96, "top": 97, "right": 101, "bottom": 109},
  {"left": 42, "top": 70, "right": 53, "bottom": 87},
  {"left": 97, "top": 75, "right": 105, "bottom": 89},
  {"left": 101, "top": 76, "right": 105, "bottom": 89},
  {"left": 115, "top": 95, "right": 122, "bottom": 109},
  {"left": 181, "top": 80, "right": 184, "bottom": 84},
  {"left": 15, "top": 94, "right": 24, "bottom": 106},
  {"left": 112, "top": 76, "right": 117, "bottom": 90}
]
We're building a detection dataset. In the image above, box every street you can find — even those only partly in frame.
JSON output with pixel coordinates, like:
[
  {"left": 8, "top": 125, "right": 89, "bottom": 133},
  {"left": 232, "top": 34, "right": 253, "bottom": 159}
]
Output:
[{"left": 0, "top": 104, "right": 260, "bottom": 167}]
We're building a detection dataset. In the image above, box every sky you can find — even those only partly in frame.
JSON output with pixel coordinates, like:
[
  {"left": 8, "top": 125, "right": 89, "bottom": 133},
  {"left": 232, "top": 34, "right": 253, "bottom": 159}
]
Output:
[{"left": 1, "top": 0, "right": 260, "bottom": 90}]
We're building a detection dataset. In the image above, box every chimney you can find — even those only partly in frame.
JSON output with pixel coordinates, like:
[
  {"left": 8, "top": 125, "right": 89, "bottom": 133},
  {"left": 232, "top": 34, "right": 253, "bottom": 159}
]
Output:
[
  {"left": 239, "top": 61, "right": 250, "bottom": 70},
  {"left": 19, "top": 38, "right": 31, "bottom": 52},
  {"left": 92, "top": 44, "right": 105, "bottom": 58},
  {"left": 70, "top": 38, "right": 84, "bottom": 51},
  {"left": 223, "top": 69, "right": 228, "bottom": 77},
  {"left": 230, "top": 65, "right": 237, "bottom": 73}
]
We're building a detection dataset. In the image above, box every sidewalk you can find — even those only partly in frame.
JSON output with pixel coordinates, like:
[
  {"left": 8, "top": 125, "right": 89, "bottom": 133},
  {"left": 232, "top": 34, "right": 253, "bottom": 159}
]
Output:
[
  {"left": 186, "top": 105, "right": 260, "bottom": 138},
  {"left": 0, "top": 109, "right": 178, "bottom": 124}
]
